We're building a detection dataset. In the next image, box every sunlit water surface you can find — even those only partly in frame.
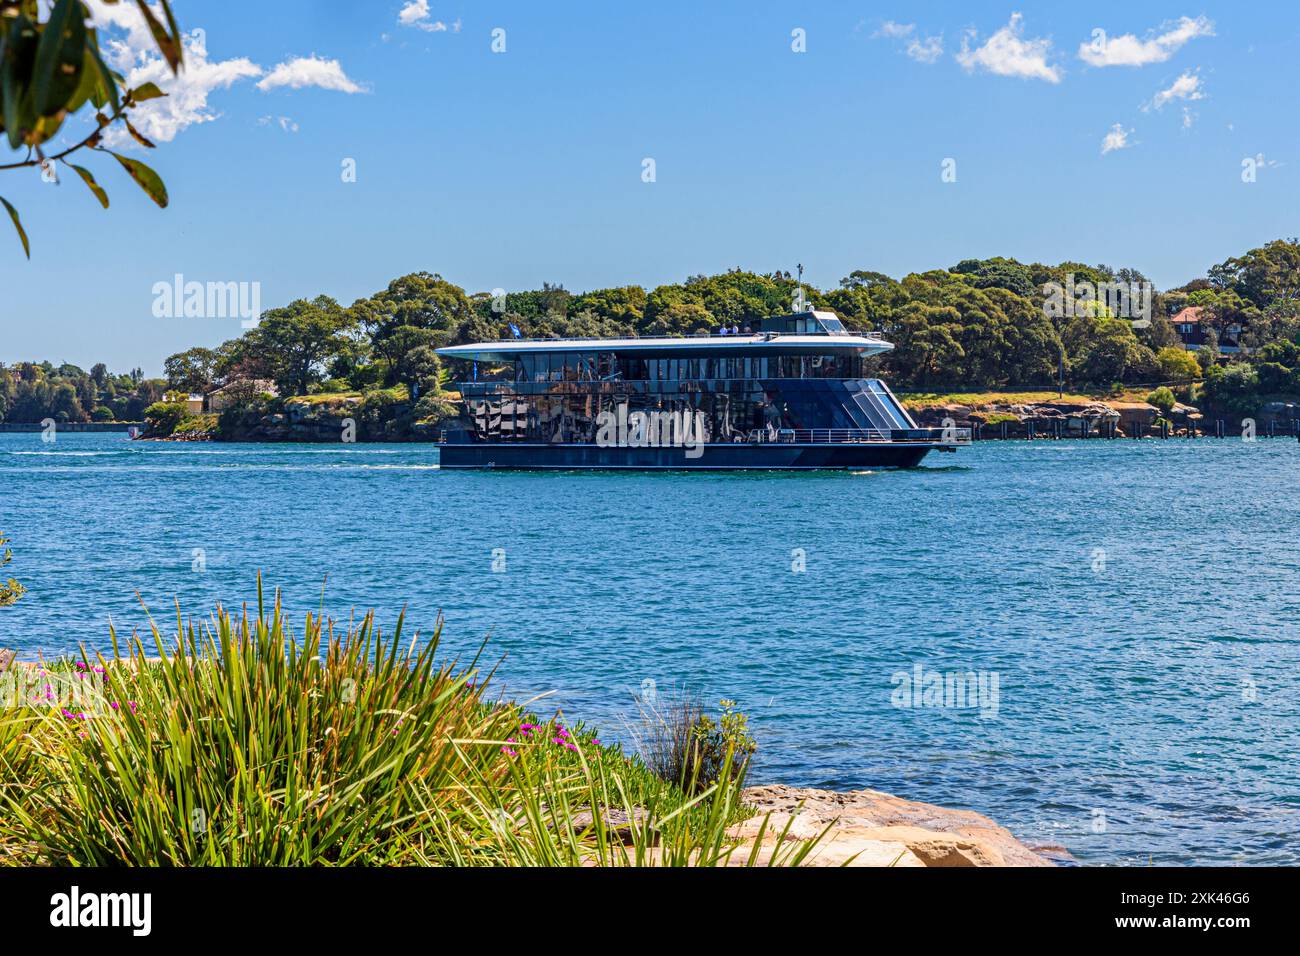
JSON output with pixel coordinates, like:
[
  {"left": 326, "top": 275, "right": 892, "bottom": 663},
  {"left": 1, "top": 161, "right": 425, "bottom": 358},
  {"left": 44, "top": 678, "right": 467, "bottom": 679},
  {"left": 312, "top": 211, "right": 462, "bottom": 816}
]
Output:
[{"left": 2, "top": 433, "right": 1298, "bottom": 865}]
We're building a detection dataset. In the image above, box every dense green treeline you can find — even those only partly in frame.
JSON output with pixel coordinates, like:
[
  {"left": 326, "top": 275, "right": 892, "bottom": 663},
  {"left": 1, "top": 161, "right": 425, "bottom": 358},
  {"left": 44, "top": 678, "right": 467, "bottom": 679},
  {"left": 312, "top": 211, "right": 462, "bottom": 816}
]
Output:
[
  {"left": 0, "top": 362, "right": 164, "bottom": 424},
  {"left": 164, "top": 238, "right": 1300, "bottom": 406},
  {"left": 7, "top": 238, "right": 1300, "bottom": 426}
]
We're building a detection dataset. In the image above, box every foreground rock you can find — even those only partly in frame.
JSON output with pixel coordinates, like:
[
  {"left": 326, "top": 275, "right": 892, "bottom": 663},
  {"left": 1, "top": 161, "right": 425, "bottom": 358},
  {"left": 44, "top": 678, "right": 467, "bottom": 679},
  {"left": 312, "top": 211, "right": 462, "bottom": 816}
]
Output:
[{"left": 729, "top": 785, "right": 1065, "bottom": 867}]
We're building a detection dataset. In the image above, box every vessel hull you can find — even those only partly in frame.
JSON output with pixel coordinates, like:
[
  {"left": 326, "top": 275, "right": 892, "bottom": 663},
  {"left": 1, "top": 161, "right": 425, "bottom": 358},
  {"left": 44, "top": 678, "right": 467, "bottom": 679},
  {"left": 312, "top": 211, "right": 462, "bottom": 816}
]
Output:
[{"left": 437, "top": 442, "right": 937, "bottom": 470}]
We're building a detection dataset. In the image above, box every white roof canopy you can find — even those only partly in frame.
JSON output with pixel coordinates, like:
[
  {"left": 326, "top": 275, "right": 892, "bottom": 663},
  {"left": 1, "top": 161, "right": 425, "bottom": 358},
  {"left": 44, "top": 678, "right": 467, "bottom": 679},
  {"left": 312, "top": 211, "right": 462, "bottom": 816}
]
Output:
[{"left": 436, "top": 333, "right": 893, "bottom": 364}]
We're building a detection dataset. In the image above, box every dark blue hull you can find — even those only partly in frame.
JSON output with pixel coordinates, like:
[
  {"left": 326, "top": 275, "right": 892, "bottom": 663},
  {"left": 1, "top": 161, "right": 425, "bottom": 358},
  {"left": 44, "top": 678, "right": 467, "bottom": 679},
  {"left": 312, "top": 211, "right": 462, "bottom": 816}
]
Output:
[{"left": 438, "top": 442, "right": 938, "bottom": 470}]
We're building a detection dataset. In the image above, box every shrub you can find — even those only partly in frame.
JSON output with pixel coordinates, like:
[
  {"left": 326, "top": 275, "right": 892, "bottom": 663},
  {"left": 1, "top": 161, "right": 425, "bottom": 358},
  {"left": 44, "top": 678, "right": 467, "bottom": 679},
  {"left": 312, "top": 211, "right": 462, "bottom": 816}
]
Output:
[
  {"left": 0, "top": 584, "right": 809, "bottom": 867},
  {"left": 142, "top": 400, "right": 186, "bottom": 436},
  {"left": 981, "top": 412, "right": 1020, "bottom": 426},
  {"left": 413, "top": 394, "right": 458, "bottom": 424},
  {"left": 1146, "top": 386, "right": 1176, "bottom": 414},
  {"left": 91, "top": 407, "right": 114, "bottom": 422},
  {"left": 689, "top": 699, "right": 757, "bottom": 789},
  {"left": 630, "top": 689, "right": 704, "bottom": 788},
  {"left": 1201, "top": 362, "right": 1261, "bottom": 416},
  {"left": 631, "top": 692, "right": 756, "bottom": 794},
  {"left": 175, "top": 413, "right": 219, "bottom": 436}
]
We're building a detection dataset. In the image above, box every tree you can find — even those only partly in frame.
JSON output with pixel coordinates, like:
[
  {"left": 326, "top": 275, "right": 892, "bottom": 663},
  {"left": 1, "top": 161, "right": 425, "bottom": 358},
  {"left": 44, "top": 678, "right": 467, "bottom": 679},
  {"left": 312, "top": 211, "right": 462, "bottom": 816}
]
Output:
[
  {"left": 885, "top": 300, "right": 964, "bottom": 388},
  {"left": 644, "top": 270, "right": 795, "bottom": 333},
  {"left": 0, "top": 0, "right": 186, "bottom": 257},
  {"left": 1209, "top": 239, "right": 1300, "bottom": 308},
  {"left": 250, "top": 296, "right": 354, "bottom": 397},
  {"left": 0, "top": 529, "right": 22, "bottom": 607},
  {"left": 381, "top": 326, "right": 440, "bottom": 393},
  {"left": 163, "top": 346, "right": 219, "bottom": 393},
  {"left": 351, "top": 273, "right": 475, "bottom": 386},
  {"left": 643, "top": 301, "right": 713, "bottom": 336},
  {"left": 1155, "top": 346, "right": 1201, "bottom": 382},
  {"left": 1064, "top": 313, "right": 1153, "bottom": 386},
  {"left": 568, "top": 285, "right": 646, "bottom": 326},
  {"left": 951, "top": 257, "right": 1036, "bottom": 298},
  {"left": 1142, "top": 316, "right": 1182, "bottom": 351}
]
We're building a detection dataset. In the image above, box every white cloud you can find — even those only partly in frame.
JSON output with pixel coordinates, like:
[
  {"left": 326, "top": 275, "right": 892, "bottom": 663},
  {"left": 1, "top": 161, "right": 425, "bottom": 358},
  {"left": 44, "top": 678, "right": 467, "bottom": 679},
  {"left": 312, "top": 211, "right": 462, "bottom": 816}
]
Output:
[
  {"left": 1101, "top": 123, "right": 1133, "bottom": 154},
  {"left": 875, "top": 21, "right": 914, "bottom": 40},
  {"left": 86, "top": 0, "right": 263, "bottom": 144},
  {"left": 956, "top": 13, "right": 1061, "bottom": 83},
  {"left": 258, "top": 115, "right": 300, "bottom": 133},
  {"left": 1079, "top": 16, "right": 1214, "bottom": 68},
  {"left": 398, "top": 1, "right": 448, "bottom": 33},
  {"left": 85, "top": 2, "right": 363, "bottom": 144},
  {"left": 256, "top": 56, "right": 366, "bottom": 94},
  {"left": 873, "top": 21, "right": 944, "bottom": 64},
  {"left": 1146, "top": 70, "right": 1204, "bottom": 110},
  {"left": 398, "top": 1, "right": 429, "bottom": 26}
]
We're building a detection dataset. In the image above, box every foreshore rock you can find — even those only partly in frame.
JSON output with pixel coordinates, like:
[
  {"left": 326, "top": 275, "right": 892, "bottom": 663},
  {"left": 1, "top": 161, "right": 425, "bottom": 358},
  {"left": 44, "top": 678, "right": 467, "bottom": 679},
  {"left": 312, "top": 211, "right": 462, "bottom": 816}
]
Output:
[
  {"left": 910, "top": 397, "right": 1196, "bottom": 438},
  {"left": 729, "top": 784, "right": 1067, "bottom": 867}
]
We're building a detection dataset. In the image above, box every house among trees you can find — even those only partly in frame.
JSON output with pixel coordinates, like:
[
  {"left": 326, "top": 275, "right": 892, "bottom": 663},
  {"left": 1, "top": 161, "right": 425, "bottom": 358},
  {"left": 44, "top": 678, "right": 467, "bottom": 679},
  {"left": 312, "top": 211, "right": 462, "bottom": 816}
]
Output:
[
  {"left": 206, "top": 379, "right": 278, "bottom": 413},
  {"left": 1169, "top": 306, "right": 1243, "bottom": 354}
]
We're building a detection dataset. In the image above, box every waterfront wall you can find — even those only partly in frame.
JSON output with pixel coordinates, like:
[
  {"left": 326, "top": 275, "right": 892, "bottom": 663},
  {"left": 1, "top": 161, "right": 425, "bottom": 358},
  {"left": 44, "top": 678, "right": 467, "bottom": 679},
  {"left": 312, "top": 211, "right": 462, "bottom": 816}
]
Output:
[{"left": 0, "top": 422, "right": 143, "bottom": 433}]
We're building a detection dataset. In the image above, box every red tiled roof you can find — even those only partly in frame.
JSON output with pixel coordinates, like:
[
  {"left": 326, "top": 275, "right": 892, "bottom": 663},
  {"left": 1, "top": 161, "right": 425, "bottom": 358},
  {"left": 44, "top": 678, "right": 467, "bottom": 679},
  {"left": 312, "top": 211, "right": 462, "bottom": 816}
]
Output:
[{"left": 1171, "top": 306, "right": 1205, "bottom": 323}]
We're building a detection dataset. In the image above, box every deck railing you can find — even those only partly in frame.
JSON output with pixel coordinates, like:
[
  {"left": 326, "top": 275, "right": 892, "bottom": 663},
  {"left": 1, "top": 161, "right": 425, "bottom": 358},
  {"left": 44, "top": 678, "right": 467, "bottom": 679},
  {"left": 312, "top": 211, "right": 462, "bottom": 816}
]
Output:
[
  {"left": 457, "top": 331, "right": 883, "bottom": 345},
  {"left": 437, "top": 427, "right": 970, "bottom": 445},
  {"left": 755, "top": 427, "right": 970, "bottom": 445}
]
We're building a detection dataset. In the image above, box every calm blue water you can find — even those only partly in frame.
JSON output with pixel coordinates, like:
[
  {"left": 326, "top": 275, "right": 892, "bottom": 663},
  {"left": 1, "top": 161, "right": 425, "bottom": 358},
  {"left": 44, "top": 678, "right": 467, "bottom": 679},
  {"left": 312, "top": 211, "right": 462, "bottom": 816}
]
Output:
[{"left": 2, "top": 432, "right": 1298, "bottom": 865}]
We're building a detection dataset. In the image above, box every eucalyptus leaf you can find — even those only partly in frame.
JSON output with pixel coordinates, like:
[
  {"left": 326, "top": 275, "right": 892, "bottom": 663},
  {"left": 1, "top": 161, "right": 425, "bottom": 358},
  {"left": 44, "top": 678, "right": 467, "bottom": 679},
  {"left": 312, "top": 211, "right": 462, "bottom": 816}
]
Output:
[
  {"left": 134, "top": 0, "right": 182, "bottom": 75},
  {"left": 129, "top": 82, "right": 167, "bottom": 103},
  {"left": 67, "top": 163, "right": 110, "bottom": 209},
  {"left": 108, "top": 150, "right": 168, "bottom": 208},
  {"left": 32, "top": 0, "right": 75, "bottom": 117},
  {"left": 124, "top": 118, "right": 155, "bottom": 149},
  {"left": 0, "top": 196, "right": 30, "bottom": 258}
]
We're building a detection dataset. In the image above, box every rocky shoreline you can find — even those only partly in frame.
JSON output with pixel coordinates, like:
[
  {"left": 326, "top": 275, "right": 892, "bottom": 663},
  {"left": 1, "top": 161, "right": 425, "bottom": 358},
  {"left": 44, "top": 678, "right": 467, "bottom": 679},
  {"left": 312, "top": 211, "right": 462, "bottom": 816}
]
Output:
[
  {"left": 908, "top": 395, "right": 1300, "bottom": 438},
  {"left": 729, "top": 785, "right": 1067, "bottom": 866},
  {"left": 138, "top": 388, "right": 1300, "bottom": 443}
]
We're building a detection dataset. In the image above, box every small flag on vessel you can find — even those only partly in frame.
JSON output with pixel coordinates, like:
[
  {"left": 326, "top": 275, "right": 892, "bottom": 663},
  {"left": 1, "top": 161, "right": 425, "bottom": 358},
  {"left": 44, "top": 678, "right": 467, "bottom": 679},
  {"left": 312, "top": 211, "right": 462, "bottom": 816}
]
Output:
[{"left": 509, "top": 323, "right": 522, "bottom": 339}]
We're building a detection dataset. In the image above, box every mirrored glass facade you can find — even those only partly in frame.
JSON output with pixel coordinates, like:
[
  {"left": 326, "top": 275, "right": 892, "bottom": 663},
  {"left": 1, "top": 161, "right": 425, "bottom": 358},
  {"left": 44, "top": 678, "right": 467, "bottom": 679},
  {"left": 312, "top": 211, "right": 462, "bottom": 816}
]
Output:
[{"left": 462, "top": 348, "right": 910, "bottom": 443}]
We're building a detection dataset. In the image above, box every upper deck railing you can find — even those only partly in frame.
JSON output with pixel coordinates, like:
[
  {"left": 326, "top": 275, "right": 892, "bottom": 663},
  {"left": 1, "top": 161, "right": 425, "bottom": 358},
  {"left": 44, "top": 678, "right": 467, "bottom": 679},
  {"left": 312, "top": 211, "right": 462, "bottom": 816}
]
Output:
[{"left": 461, "top": 330, "right": 884, "bottom": 345}]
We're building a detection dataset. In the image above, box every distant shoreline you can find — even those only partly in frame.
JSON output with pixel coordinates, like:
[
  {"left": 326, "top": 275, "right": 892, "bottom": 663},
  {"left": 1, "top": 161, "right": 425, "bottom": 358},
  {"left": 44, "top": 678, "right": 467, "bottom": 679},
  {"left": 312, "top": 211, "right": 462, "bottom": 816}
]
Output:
[{"left": 0, "top": 422, "right": 141, "bottom": 433}]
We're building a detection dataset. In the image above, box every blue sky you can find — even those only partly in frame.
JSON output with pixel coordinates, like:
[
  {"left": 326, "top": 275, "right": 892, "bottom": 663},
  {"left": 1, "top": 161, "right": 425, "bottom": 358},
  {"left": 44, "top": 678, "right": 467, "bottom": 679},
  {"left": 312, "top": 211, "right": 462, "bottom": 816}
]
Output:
[{"left": 3, "top": 1, "right": 1299, "bottom": 373}]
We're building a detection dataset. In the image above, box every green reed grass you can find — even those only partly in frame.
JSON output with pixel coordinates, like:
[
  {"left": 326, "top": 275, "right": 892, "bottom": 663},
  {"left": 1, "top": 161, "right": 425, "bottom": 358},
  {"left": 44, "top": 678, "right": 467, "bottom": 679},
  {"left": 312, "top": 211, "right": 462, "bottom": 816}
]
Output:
[{"left": 0, "top": 579, "right": 823, "bottom": 867}]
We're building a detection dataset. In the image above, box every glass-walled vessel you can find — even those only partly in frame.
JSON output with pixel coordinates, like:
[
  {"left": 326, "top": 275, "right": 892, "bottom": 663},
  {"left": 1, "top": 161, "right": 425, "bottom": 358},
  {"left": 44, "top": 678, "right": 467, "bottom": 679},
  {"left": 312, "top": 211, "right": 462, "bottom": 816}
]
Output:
[{"left": 435, "top": 310, "right": 969, "bottom": 469}]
